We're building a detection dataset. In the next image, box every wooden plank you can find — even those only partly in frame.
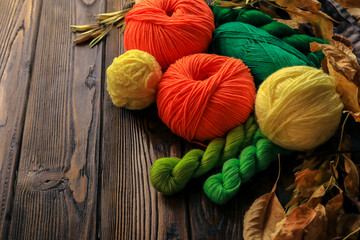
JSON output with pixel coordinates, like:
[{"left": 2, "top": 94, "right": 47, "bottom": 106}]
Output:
[
  {"left": 0, "top": 0, "right": 42, "bottom": 239},
  {"left": 7, "top": 0, "right": 104, "bottom": 239},
  {"left": 100, "top": 1, "right": 190, "bottom": 239},
  {"left": 186, "top": 155, "right": 297, "bottom": 239},
  {"left": 187, "top": 164, "right": 279, "bottom": 240}
]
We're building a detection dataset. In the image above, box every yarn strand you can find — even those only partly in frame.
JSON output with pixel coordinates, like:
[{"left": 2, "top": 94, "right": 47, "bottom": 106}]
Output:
[
  {"left": 150, "top": 115, "right": 258, "bottom": 195},
  {"left": 203, "top": 129, "right": 291, "bottom": 204}
]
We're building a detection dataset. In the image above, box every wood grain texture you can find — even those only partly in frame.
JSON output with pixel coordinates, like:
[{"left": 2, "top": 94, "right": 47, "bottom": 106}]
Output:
[
  {"left": 187, "top": 163, "right": 280, "bottom": 240},
  {"left": 0, "top": 0, "right": 42, "bottom": 238},
  {"left": 7, "top": 0, "right": 104, "bottom": 239},
  {"left": 100, "top": 1, "right": 190, "bottom": 239}
]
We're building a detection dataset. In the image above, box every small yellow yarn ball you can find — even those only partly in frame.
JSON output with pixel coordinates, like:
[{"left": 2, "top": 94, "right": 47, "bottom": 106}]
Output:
[
  {"left": 106, "top": 49, "right": 162, "bottom": 110},
  {"left": 255, "top": 66, "right": 343, "bottom": 151}
]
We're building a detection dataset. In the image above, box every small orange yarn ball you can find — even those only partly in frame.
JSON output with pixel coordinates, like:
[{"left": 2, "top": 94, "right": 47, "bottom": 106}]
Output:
[
  {"left": 124, "top": 0, "right": 215, "bottom": 70},
  {"left": 157, "top": 54, "right": 256, "bottom": 142}
]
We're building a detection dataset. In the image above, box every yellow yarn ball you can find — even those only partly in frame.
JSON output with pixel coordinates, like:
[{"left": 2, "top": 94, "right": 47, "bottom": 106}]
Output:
[
  {"left": 255, "top": 66, "right": 343, "bottom": 151},
  {"left": 106, "top": 49, "right": 162, "bottom": 110}
]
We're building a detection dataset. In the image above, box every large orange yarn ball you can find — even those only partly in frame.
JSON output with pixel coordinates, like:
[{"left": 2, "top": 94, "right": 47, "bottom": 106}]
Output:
[
  {"left": 157, "top": 54, "right": 256, "bottom": 142},
  {"left": 124, "top": 0, "right": 215, "bottom": 70}
]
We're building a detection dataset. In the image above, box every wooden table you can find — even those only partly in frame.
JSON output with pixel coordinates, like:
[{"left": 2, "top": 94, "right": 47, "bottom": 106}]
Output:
[{"left": 0, "top": 0, "right": 296, "bottom": 239}]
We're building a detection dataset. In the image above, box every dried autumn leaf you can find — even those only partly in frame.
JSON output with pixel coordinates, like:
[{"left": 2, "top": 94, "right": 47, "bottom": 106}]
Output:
[
  {"left": 344, "top": 157, "right": 360, "bottom": 199},
  {"left": 243, "top": 164, "right": 285, "bottom": 240},
  {"left": 274, "top": 18, "right": 300, "bottom": 30},
  {"left": 310, "top": 36, "right": 360, "bottom": 121},
  {"left": 335, "top": 0, "right": 360, "bottom": 8},
  {"left": 273, "top": 0, "right": 321, "bottom": 12},
  {"left": 305, "top": 185, "right": 326, "bottom": 208},
  {"left": 325, "top": 192, "right": 343, "bottom": 238},
  {"left": 295, "top": 169, "right": 332, "bottom": 197},
  {"left": 285, "top": 7, "right": 334, "bottom": 43},
  {"left": 336, "top": 214, "right": 360, "bottom": 239},
  {"left": 272, "top": 204, "right": 327, "bottom": 240},
  {"left": 303, "top": 204, "right": 327, "bottom": 240}
]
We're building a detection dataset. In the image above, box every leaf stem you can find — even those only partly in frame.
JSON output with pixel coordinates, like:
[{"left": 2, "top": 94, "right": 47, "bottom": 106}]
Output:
[{"left": 343, "top": 226, "right": 360, "bottom": 240}]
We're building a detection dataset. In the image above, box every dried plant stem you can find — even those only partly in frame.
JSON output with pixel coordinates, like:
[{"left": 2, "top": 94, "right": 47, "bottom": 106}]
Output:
[
  {"left": 343, "top": 226, "right": 360, "bottom": 240},
  {"left": 70, "top": 1, "right": 134, "bottom": 48},
  {"left": 334, "top": 112, "right": 350, "bottom": 169}
]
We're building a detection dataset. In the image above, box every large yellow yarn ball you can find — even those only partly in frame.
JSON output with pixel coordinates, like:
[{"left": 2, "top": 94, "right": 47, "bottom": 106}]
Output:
[
  {"left": 255, "top": 66, "right": 343, "bottom": 151},
  {"left": 106, "top": 49, "right": 162, "bottom": 110}
]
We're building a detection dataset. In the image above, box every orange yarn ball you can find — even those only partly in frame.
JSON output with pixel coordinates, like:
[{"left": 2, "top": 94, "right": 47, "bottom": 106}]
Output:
[
  {"left": 124, "top": 0, "right": 215, "bottom": 70},
  {"left": 157, "top": 54, "right": 256, "bottom": 142}
]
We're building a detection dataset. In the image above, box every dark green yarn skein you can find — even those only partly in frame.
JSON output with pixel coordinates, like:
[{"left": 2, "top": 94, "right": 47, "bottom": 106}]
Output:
[
  {"left": 212, "top": 21, "right": 320, "bottom": 85},
  {"left": 150, "top": 116, "right": 258, "bottom": 195},
  {"left": 203, "top": 129, "right": 291, "bottom": 204},
  {"left": 212, "top": 7, "right": 327, "bottom": 67}
]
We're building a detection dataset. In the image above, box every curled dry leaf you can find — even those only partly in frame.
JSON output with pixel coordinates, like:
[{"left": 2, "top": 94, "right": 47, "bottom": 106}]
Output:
[
  {"left": 305, "top": 185, "right": 326, "bottom": 209},
  {"left": 310, "top": 35, "right": 360, "bottom": 121},
  {"left": 272, "top": 204, "right": 327, "bottom": 240},
  {"left": 343, "top": 156, "right": 360, "bottom": 199},
  {"left": 243, "top": 163, "right": 285, "bottom": 240},
  {"left": 271, "top": 0, "right": 335, "bottom": 42},
  {"left": 303, "top": 204, "right": 327, "bottom": 240},
  {"left": 285, "top": 7, "right": 335, "bottom": 43},
  {"left": 335, "top": 0, "right": 360, "bottom": 8},
  {"left": 273, "top": 0, "right": 321, "bottom": 13},
  {"left": 295, "top": 169, "right": 332, "bottom": 198},
  {"left": 325, "top": 192, "right": 344, "bottom": 238}
]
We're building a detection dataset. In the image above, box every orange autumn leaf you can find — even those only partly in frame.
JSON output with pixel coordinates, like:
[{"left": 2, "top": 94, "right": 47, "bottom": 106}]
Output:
[
  {"left": 310, "top": 35, "right": 360, "bottom": 121},
  {"left": 272, "top": 204, "right": 327, "bottom": 240},
  {"left": 295, "top": 169, "right": 332, "bottom": 197}
]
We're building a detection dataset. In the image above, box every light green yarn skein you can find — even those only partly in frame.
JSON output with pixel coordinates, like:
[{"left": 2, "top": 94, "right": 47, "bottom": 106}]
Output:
[
  {"left": 150, "top": 115, "right": 258, "bottom": 195},
  {"left": 204, "top": 129, "right": 291, "bottom": 204}
]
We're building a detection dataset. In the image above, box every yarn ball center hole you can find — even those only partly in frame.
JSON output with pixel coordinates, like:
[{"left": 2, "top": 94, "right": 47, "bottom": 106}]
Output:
[
  {"left": 166, "top": 9, "right": 174, "bottom": 17},
  {"left": 194, "top": 71, "right": 212, "bottom": 81}
]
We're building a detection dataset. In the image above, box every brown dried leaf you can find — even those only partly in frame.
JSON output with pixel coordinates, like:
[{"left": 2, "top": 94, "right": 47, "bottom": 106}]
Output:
[
  {"left": 305, "top": 185, "right": 326, "bottom": 208},
  {"left": 304, "top": 204, "right": 327, "bottom": 240},
  {"left": 274, "top": 18, "right": 300, "bottom": 30},
  {"left": 337, "top": 214, "right": 360, "bottom": 239},
  {"left": 335, "top": 0, "right": 360, "bottom": 8},
  {"left": 310, "top": 36, "right": 360, "bottom": 121},
  {"left": 243, "top": 169, "right": 285, "bottom": 240},
  {"left": 259, "top": 2, "right": 282, "bottom": 19},
  {"left": 273, "top": 0, "right": 322, "bottom": 12},
  {"left": 295, "top": 169, "right": 332, "bottom": 197},
  {"left": 325, "top": 192, "right": 343, "bottom": 238},
  {"left": 272, "top": 204, "right": 327, "bottom": 240},
  {"left": 285, "top": 7, "right": 334, "bottom": 43},
  {"left": 344, "top": 157, "right": 360, "bottom": 199}
]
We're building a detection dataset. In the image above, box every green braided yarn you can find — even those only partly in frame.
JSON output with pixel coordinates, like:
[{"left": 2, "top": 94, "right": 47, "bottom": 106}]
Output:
[
  {"left": 212, "top": 21, "right": 320, "bottom": 86},
  {"left": 150, "top": 115, "right": 258, "bottom": 195},
  {"left": 212, "top": 7, "right": 327, "bottom": 67},
  {"left": 203, "top": 129, "right": 292, "bottom": 204}
]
